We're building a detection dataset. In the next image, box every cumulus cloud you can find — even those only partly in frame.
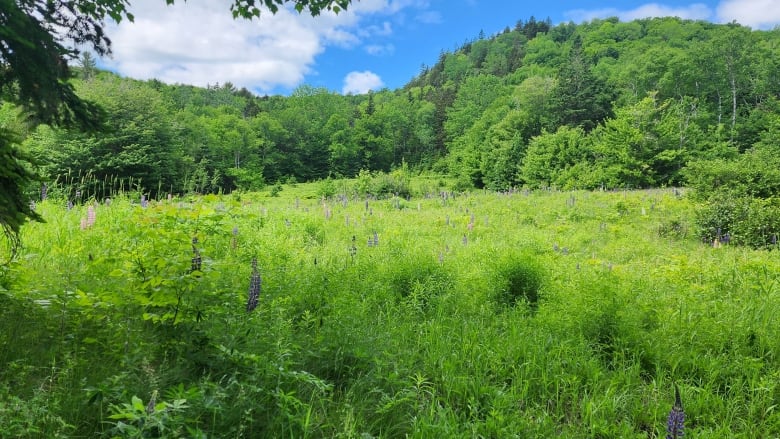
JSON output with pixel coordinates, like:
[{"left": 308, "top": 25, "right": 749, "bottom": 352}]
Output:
[
  {"left": 716, "top": 0, "right": 780, "bottom": 28},
  {"left": 342, "top": 71, "right": 384, "bottom": 94},
  {"left": 101, "top": 0, "right": 430, "bottom": 94},
  {"left": 565, "top": 3, "right": 713, "bottom": 23}
]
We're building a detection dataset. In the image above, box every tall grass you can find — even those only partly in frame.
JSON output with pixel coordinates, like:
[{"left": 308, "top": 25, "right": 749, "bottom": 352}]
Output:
[{"left": 1, "top": 184, "right": 779, "bottom": 437}]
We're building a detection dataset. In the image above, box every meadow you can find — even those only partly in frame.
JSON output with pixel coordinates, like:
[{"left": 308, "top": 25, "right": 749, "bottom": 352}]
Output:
[{"left": 1, "top": 180, "right": 779, "bottom": 438}]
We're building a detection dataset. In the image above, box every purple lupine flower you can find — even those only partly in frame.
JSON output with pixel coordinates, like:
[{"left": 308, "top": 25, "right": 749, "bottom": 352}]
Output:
[
  {"left": 373, "top": 231, "right": 379, "bottom": 246},
  {"left": 349, "top": 236, "right": 357, "bottom": 258},
  {"left": 233, "top": 226, "right": 239, "bottom": 237},
  {"left": 462, "top": 234, "right": 468, "bottom": 246},
  {"left": 140, "top": 194, "right": 148, "bottom": 208},
  {"left": 86, "top": 205, "right": 96, "bottom": 227},
  {"left": 67, "top": 201, "right": 73, "bottom": 211},
  {"left": 75, "top": 190, "right": 81, "bottom": 200},
  {"left": 246, "top": 258, "right": 261, "bottom": 312},
  {"left": 105, "top": 198, "right": 111, "bottom": 206},
  {"left": 146, "top": 390, "right": 158, "bottom": 415},
  {"left": 666, "top": 385, "right": 685, "bottom": 439},
  {"left": 41, "top": 183, "right": 47, "bottom": 201},
  {"left": 191, "top": 237, "right": 202, "bottom": 272}
]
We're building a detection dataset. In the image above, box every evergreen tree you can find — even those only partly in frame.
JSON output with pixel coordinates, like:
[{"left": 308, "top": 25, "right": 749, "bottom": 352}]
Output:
[{"left": 550, "top": 35, "right": 615, "bottom": 131}]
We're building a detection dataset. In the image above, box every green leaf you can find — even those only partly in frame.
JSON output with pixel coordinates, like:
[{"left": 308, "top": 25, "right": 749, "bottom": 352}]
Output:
[{"left": 131, "top": 396, "right": 144, "bottom": 412}]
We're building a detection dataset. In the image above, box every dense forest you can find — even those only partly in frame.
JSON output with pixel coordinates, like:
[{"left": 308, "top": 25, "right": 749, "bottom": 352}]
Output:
[{"left": 6, "top": 16, "right": 780, "bottom": 198}]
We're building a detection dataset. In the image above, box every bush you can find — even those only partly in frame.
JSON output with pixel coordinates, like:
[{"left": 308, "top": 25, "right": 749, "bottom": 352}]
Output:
[
  {"left": 491, "top": 254, "right": 544, "bottom": 310},
  {"left": 685, "top": 143, "right": 780, "bottom": 201},
  {"left": 694, "top": 196, "right": 780, "bottom": 249}
]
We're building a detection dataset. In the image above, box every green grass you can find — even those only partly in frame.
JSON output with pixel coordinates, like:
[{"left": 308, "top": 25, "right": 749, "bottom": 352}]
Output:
[{"left": 1, "top": 184, "right": 779, "bottom": 437}]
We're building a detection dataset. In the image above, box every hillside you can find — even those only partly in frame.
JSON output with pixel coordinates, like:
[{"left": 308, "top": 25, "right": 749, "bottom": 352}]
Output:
[{"left": 12, "top": 16, "right": 780, "bottom": 195}]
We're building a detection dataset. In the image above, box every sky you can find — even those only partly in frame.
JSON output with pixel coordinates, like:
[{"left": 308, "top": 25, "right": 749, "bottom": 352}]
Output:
[{"left": 97, "top": 0, "right": 780, "bottom": 96}]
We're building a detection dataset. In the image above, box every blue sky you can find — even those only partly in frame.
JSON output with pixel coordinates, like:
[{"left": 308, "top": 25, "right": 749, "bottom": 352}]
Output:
[{"left": 99, "top": 0, "right": 780, "bottom": 96}]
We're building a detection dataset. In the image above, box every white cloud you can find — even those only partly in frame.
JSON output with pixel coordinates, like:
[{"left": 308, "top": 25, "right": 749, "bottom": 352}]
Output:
[
  {"left": 365, "top": 44, "right": 395, "bottom": 56},
  {"left": 416, "top": 11, "right": 443, "bottom": 24},
  {"left": 100, "top": 0, "right": 428, "bottom": 94},
  {"left": 342, "top": 71, "right": 384, "bottom": 94},
  {"left": 565, "top": 3, "right": 713, "bottom": 23},
  {"left": 716, "top": 0, "right": 780, "bottom": 28}
]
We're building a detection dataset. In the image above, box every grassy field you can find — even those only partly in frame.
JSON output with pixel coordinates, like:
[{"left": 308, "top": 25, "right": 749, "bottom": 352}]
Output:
[{"left": 1, "top": 182, "right": 779, "bottom": 438}]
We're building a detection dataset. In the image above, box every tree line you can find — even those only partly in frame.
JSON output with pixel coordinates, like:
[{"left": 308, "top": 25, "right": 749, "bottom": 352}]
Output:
[{"left": 10, "top": 16, "right": 780, "bottom": 201}]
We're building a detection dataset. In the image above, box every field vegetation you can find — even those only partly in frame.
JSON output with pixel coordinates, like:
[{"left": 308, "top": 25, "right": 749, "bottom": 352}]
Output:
[{"left": 2, "top": 179, "right": 779, "bottom": 437}]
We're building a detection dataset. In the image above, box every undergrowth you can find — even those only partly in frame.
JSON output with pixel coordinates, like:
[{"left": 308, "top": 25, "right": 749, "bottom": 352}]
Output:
[{"left": 1, "top": 185, "right": 779, "bottom": 437}]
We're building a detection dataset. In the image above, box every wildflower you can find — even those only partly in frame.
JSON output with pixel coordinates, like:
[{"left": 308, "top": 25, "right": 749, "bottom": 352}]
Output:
[
  {"left": 349, "top": 236, "right": 357, "bottom": 258},
  {"left": 140, "top": 194, "right": 148, "bottom": 208},
  {"left": 29, "top": 200, "right": 36, "bottom": 211},
  {"left": 86, "top": 205, "right": 96, "bottom": 227},
  {"left": 666, "top": 385, "right": 685, "bottom": 439},
  {"left": 462, "top": 234, "right": 468, "bottom": 246},
  {"left": 80, "top": 217, "right": 87, "bottom": 230},
  {"left": 41, "top": 183, "right": 47, "bottom": 201},
  {"left": 373, "top": 231, "right": 379, "bottom": 246},
  {"left": 146, "top": 390, "right": 158, "bottom": 415},
  {"left": 246, "top": 258, "right": 261, "bottom": 312},
  {"left": 67, "top": 201, "right": 73, "bottom": 211},
  {"left": 191, "top": 237, "right": 202, "bottom": 272},
  {"left": 105, "top": 198, "right": 111, "bottom": 206},
  {"left": 167, "top": 193, "right": 172, "bottom": 202}
]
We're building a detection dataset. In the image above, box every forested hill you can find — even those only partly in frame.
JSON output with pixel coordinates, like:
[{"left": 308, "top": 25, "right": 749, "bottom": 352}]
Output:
[{"left": 15, "top": 16, "right": 780, "bottom": 196}]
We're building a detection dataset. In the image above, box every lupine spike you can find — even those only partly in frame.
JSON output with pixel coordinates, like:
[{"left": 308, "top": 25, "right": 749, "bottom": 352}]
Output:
[
  {"left": 246, "top": 258, "right": 261, "bottom": 312},
  {"left": 146, "top": 390, "right": 158, "bottom": 415},
  {"left": 191, "top": 237, "right": 202, "bottom": 272},
  {"left": 666, "top": 384, "right": 685, "bottom": 439}
]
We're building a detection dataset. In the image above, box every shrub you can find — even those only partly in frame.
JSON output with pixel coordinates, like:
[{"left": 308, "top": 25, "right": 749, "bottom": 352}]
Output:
[
  {"left": 491, "top": 254, "right": 544, "bottom": 310},
  {"left": 694, "top": 196, "right": 780, "bottom": 248}
]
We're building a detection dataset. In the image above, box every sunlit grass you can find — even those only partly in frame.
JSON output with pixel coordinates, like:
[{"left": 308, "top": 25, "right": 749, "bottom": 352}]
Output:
[{"left": 1, "top": 182, "right": 779, "bottom": 437}]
